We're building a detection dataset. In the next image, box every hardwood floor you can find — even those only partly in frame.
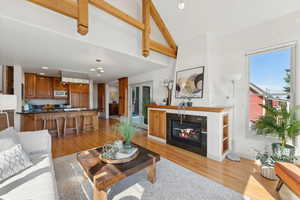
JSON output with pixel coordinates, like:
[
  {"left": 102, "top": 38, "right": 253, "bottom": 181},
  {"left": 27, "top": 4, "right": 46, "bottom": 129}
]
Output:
[{"left": 52, "top": 118, "right": 279, "bottom": 200}]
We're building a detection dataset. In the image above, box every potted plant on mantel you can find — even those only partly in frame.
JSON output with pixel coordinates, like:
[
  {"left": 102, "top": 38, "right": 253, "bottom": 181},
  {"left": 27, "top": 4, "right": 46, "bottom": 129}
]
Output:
[
  {"left": 115, "top": 118, "right": 136, "bottom": 149},
  {"left": 254, "top": 104, "right": 300, "bottom": 179}
]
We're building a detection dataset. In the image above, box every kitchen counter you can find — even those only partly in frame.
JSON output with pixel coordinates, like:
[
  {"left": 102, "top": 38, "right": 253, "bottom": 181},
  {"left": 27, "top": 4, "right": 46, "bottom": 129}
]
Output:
[
  {"left": 17, "top": 108, "right": 98, "bottom": 114},
  {"left": 19, "top": 109, "right": 99, "bottom": 135}
]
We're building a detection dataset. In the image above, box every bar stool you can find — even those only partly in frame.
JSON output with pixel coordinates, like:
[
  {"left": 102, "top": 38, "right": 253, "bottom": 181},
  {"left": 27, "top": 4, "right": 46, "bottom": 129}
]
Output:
[
  {"left": 64, "top": 114, "right": 79, "bottom": 136},
  {"left": 42, "top": 114, "right": 61, "bottom": 137},
  {"left": 82, "top": 114, "right": 96, "bottom": 132}
]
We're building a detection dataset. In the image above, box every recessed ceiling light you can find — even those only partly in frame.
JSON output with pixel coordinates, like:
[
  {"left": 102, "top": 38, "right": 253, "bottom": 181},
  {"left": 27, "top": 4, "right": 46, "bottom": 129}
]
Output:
[
  {"left": 90, "top": 68, "right": 96, "bottom": 72},
  {"left": 178, "top": 0, "right": 185, "bottom": 10},
  {"left": 97, "top": 74, "right": 101, "bottom": 77},
  {"left": 41, "top": 66, "right": 48, "bottom": 70},
  {"left": 100, "top": 69, "right": 104, "bottom": 73},
  {"left": 39, "top": 72, "right": 45, "bottom": 75},
  {"left": 96, "top": 66, "right": 103, "bottom": 70}
]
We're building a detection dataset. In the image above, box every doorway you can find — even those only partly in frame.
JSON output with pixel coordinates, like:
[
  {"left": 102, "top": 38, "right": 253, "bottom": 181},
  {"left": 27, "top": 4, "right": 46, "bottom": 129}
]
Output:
[{"left": 130, "top": 81, "right": 153, "bottom": 128}]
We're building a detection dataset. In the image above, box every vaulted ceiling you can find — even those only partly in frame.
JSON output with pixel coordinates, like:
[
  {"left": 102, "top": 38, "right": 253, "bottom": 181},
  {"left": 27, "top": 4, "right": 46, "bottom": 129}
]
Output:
[
  {"left": 153, "top": 0, "right": 300, "bottom": 43},
  {"left": 1, "top": 0, "right": 300, "bottom": 82}
]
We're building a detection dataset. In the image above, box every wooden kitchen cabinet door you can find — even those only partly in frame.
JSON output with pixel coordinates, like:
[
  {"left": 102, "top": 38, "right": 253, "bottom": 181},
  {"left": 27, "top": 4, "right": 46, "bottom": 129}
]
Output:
[
  {"left": 80, "top": 93, "right": 89, "bottom": 108},
  {"left": 98, "top": 83, "right": 105, "bottom": 112},
  {"left": 118, "top": 77, "right": 128, "bottom": 116},
  {"left": 36, "top": 76, "right": 53, "bottom": 98},
  {"left": 149, "top": 110, "right": 166, "bottom": 139},
  {"left": 24, "top": 73, "right": 37, "bottom": 98},
  {"left": 70, "top": 92, "right": 81, "bottom": 108},
  {"left": 53, "top": 77, "right": 68, "bottom": 91}
]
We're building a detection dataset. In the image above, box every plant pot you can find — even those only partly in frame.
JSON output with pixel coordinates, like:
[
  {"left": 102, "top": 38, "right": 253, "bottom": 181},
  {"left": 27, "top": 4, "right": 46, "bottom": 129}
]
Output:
[
  {"left": 124, "top": 141, "right": 133, "bottom": 150},
  {"left": 260, "top": 166, "right": 278, "bottom": 180},
  {"left": 272, "top": 143, "right": 295, "bottom": 157}
]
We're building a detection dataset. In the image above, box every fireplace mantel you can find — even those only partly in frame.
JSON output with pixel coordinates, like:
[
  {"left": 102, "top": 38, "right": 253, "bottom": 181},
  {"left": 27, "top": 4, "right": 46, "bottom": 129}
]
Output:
[
  {"left": 147, "top": 104, "right": 227, "bottom": 113},
  {"left": 147, "top": 105, "right": 232, "bottom": 162}
]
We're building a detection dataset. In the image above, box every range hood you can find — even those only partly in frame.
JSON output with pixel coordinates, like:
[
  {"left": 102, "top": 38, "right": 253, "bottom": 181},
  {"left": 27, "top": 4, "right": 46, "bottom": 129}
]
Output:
[{"left": 61, "top": 71, "right": 90, "bottom": 84}]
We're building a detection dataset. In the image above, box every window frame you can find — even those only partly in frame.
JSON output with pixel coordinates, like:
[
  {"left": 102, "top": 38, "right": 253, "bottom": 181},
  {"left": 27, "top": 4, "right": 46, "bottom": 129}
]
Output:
[{"left": 245, "top": 41, "right": 297, "bottom": 136}]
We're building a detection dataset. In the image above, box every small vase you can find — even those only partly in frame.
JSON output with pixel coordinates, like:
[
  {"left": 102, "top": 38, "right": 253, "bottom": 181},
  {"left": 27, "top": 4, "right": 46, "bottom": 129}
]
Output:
[{"left": 261, "top": 166, "right": 278, "bottom": 180}]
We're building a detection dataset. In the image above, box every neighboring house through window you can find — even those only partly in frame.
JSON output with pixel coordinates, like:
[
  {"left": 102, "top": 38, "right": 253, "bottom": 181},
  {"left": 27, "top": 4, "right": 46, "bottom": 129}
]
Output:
[{"left": 248, "top": 44, "right": 295, "bottom": 129}]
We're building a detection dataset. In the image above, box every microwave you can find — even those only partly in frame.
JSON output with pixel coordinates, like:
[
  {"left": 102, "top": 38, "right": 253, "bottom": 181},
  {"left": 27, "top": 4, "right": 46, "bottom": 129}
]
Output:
[{"left": 54, "top": 90, "right": 68, "bottom": 97}]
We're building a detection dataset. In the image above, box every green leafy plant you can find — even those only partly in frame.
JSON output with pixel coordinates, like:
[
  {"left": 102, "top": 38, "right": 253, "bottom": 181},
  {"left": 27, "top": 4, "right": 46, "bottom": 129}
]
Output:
[
  {"left": 255, "top": 104, "right": 300, "bottom": 147},
  {"left": 115, "top": 118, "right": 136, "bottom": 146}
]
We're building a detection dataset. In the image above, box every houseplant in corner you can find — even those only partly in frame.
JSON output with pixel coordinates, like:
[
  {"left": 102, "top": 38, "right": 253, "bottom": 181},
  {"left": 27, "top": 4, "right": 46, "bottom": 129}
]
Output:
[
  {"left": 115, "top": 118, "right": 136, "bottom": 149},
  {"left": 254, "top": 103, "right": 300, "bottom": 179},
  {"left": 255, "top": 103, "right": 300, "bottom": 156}
]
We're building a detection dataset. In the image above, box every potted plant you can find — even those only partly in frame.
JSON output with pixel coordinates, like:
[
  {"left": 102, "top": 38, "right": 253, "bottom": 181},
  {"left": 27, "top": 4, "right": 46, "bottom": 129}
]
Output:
[
  {"left": 255, "top": 149, "right": 296, "bottom": 180},
  {"left": 254, "top": 104, "right": 300, "bottom": 157},
  {"left": 115, "top": 118, "right": 136, "bottom": 149}
]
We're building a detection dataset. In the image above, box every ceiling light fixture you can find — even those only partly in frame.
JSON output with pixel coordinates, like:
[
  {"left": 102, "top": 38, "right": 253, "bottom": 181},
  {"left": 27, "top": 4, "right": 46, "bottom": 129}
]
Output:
[
  {"left": 41, "top": 66, "right": 48, "bottom": 70},
  {"left": 178, "top": 0, "right": 185, "bottom": 10},
  {"left": 94, "top": 59, "right": 105, "bottom": 77},
  {"left": 39, "top": 72, "right": 45, "bottom": 75},
  {"left": 90, "top": 68, "right": 96, "bottom": 72}
]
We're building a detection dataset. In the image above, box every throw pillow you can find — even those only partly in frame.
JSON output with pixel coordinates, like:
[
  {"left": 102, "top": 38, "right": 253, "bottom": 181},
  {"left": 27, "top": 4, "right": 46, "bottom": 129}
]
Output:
[
  {"left": 0, "top": 127, "right": 20, "bottom": 152},
  {"left": 0, "top": 144, "right": 33, "bottom": 182}
]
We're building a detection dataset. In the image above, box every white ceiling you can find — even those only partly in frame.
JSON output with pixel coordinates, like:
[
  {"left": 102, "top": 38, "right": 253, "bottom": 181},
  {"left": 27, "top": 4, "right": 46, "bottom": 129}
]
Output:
[
  {"left": 153, "top": 0, "right": 300, "bottom": 43},
  {"left": 1, "top": 0, "right": 300, "bottom": 83},
  {"left": 0, "top": 16, "right": 168, "bottom": 83}
]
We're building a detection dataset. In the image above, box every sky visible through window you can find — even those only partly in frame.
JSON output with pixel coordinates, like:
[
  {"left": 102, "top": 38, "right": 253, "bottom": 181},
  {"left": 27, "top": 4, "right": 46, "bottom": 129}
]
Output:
[{"left": 250, "top": 48, "right": 291, "bottom": 94}]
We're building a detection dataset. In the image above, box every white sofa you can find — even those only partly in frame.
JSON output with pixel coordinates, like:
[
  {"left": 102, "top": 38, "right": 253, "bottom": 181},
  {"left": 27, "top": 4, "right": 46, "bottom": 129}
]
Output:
[{"left": 0, "top": 129, "right": 59, "bottom": 200}]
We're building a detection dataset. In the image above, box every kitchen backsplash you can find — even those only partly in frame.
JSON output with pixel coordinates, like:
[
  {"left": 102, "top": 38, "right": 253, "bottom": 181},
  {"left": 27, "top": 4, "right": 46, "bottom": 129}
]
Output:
[{"left": 27, "top": 98, "right": 68, "bottom": 105}]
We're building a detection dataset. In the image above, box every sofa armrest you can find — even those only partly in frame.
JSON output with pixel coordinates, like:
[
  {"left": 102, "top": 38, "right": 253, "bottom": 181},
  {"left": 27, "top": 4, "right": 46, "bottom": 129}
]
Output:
[{"left": 17, "top": 130, "right": 52, "bottom": 155}]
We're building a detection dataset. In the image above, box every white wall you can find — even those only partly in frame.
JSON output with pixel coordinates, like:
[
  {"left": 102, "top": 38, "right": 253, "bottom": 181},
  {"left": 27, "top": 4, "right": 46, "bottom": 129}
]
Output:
[
  {"left": 109, "top": 85, "right": 119, "bottom": 103},
  {"left": 13, "top": 65, "right": 23, "bottom": 131},
  {"left": 93, "top": 83, "right": 98, "bottom": 109},
  {"left": 128, "top": 66, "right": 174, "bottom": 106},
  {"left": 129, "top": 10, "right": 300, "bottom": 159},
  {"left": 172, "top": 34, "right": 211, "bottom": 106},
  {"left": 206, "top": 11, "right": 300, "bottom": 159},
  {"left": 0, "top": 65, "right": 2, "bottom": 92}
]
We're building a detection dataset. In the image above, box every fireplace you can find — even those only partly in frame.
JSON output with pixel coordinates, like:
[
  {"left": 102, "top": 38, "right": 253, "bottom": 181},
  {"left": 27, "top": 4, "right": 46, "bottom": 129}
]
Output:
[{"left": 167, "top": 113, "right": 207, "bottom": 156}]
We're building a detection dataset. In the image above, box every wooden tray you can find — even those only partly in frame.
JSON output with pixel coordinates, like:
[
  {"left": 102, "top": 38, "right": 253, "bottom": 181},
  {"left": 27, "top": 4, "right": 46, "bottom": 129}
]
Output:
[{"left": 99, "top": 149, "right": 140, "bottom": 164}]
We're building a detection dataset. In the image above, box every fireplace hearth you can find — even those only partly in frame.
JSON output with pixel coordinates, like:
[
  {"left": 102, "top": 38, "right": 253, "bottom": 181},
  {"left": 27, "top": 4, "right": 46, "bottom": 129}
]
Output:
[{"left": 167, "top": 113, "right": 207, "bottom": 156}]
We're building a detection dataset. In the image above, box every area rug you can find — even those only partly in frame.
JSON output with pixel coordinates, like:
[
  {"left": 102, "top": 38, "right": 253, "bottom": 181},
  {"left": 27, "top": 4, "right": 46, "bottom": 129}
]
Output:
[{"left": 54, "top": 154, "right": 249, "bottom": 200}]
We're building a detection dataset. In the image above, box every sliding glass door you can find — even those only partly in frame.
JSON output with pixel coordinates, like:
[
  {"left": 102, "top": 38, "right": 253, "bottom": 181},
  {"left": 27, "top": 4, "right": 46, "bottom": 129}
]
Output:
[{"left": 130, "top": 82, "right": 153, "bottom": 128}]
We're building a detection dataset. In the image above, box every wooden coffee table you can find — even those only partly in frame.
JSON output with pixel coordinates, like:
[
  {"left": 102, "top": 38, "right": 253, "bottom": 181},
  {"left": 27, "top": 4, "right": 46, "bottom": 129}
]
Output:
[{"left": 77, "top": 144, "right": 160, "bottom": 200}]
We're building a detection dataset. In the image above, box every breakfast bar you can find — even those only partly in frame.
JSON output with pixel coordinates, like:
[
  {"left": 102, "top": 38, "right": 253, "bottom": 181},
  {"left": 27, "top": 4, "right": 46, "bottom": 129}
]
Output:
[{"left": 18, "top": 109, "right": 99, "bottom": 136}]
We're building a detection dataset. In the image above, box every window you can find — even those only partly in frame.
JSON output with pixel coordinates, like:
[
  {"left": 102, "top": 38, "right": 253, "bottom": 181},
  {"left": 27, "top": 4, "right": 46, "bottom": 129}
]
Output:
[{"left": 248, "top": 46, "right": 294, "bottom": 128}]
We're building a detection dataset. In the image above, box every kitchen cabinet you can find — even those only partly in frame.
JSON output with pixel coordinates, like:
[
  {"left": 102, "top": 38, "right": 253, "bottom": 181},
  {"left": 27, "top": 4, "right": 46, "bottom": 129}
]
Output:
[
  {"left": 36, "top": 76, "right": 53, "bottom": 98},
  {"left": 24, "top": 73, "right": 37, "bottom": 98},
  {"left": 149, "top": 110, "right": 166, "bottom": 139},
  {"left": 118, "top": 77, "right": 128, "bottom": 116},
  {"left": 98, "top": 83, "right": 105, "bottom": 112},
  {"left": 53, "top": 77, "right": 68, "bottom": 91},
  {"left": 69, "top": 83, "right": 89, "bottom": 108}
]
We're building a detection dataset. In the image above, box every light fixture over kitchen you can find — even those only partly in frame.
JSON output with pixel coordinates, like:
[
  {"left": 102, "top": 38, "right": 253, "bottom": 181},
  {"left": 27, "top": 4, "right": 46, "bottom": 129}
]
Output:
[
  {"left": 178, "top": 0, "right": 185, "bottom": 10},
  {"left": 90, "top": 59, "right": 105, "bottom": 77},
  {"left": 41, "top": 66, "right": 49, "bottom": 70}
]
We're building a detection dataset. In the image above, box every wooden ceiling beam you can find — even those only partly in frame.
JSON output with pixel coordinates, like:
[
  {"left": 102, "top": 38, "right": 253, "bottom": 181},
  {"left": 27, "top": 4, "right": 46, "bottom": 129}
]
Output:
[
  {"left": 149, "top": 1, "right": 177, "bottom": 50},
  {"left": 27, "top": 0, "right": 177, "bottom": 58},
  {"left": 77, "top": 0, "right": 89, "bottom": 35},
  {"left": 27, "top": 0, "right": 78, "bottom": 19},
  {"left": 142, "top": 0, "right": 151, "bottom": 57},
  {"left": 150, "top": 40, "right": 177, "bottom": 58},
  {"left": 89, "top": 0, "right": 145, "bottom": 31}
]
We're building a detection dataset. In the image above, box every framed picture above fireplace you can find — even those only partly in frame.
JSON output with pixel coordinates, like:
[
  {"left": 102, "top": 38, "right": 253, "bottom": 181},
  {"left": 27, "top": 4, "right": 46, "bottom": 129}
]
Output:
[{"left": 175, "top": 66, "right": 204, "bottom": 98}]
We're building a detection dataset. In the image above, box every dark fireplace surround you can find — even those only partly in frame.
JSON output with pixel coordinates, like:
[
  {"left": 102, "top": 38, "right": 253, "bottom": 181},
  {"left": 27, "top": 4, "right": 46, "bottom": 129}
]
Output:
[{"left": 166, "top": 113, "right": 207, "bottom": 156}]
